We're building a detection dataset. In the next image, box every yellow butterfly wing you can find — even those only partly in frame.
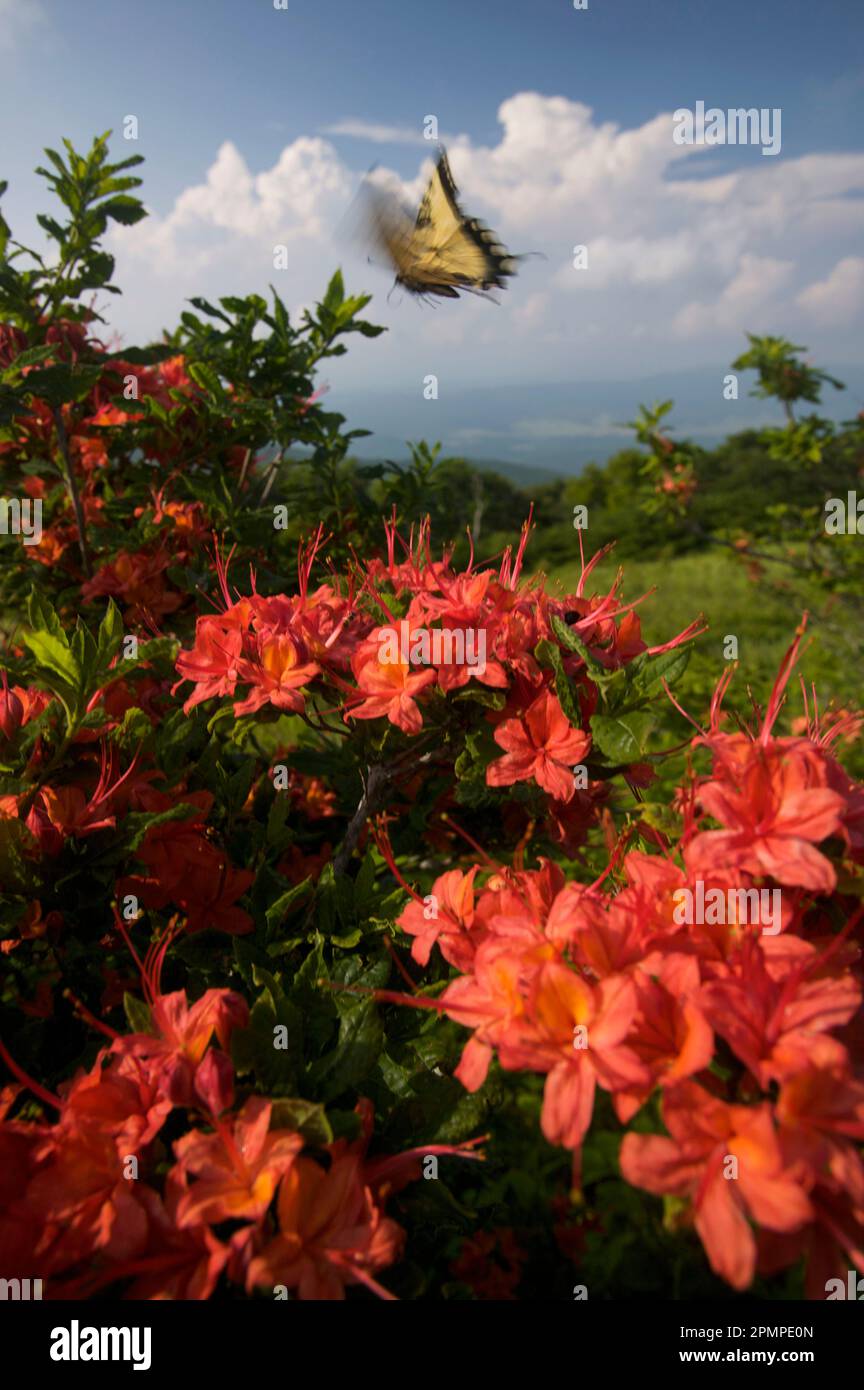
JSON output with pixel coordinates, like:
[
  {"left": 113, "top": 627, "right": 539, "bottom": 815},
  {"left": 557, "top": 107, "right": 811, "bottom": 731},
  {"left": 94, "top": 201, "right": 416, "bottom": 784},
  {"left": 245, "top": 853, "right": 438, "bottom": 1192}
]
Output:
[
  {"left": 407, "top": 152, "right": 516, "bottom": 297},
  {"left": 360, "top": 151, "right": 517, "bottom": 300}
]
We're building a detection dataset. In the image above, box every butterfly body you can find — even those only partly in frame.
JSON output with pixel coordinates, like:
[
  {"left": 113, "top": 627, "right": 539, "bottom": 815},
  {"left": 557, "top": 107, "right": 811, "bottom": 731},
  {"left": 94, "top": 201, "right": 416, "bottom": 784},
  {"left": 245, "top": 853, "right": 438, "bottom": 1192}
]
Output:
[{"left": 362, "top": 149, "right": 518, "bottom": 302}]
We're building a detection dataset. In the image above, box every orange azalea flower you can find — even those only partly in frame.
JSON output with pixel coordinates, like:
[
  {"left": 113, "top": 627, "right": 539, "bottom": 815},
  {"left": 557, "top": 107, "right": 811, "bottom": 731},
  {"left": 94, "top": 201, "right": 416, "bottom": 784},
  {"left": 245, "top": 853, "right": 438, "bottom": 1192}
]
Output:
[
  {"left": 174, "top": 608, "right": 250, "bottom": 712},
  {"left": 112, "top": 1172, "right": 231, "bottom": 1300},
  {"left": 25, "top": 524, "right": 69, "bottom": 567},
  {"left": 173, "top": 1097, "right": 303, "bottom": 1228},
  {"left": 397, "top": 866, "right": 480, "bottom": 969},
  {"left": 22, "top": 1126, "right": 151, "bottom": 1271},
  {"left": 614, "top": 955, "right": 714, "bottom": 1122},
  {"left": 0, "top": 676, "right": 23, "bottom": 739},
  {"left": 112, "top": 987, "right": 248, "bottom": 1107},
  {"left": 247, "top": 1150, "right": 404, "bottom": 1300},
  {"left": 697, "top": 936, "right": 859, "bottom": 1088},
  {"left": 486, "top": 688, "right": 591, "bottom": 803},
  {"left": 444, "top": 937, "right": 553, "bottom": 1092},
  {"left": 688, "top": 733, "right": 846, "bottom": 893},
  {"left": 620, "top": 1082, "right": 813, "bottom": 1291},
  {"left": 234, "top": 632, "right": 319, "bottom": 716},
  {"left": 348, "top": 629, "right": 436, "bottom": 734},
  {"left": 72, "top": 434, "right": 109, "bottom": 471},
  {"left": 83, "top": 547, "right": 183, "bottom": 622},
  {"left": 501, "top": 962, "right": 648, "bottom": 1154}
]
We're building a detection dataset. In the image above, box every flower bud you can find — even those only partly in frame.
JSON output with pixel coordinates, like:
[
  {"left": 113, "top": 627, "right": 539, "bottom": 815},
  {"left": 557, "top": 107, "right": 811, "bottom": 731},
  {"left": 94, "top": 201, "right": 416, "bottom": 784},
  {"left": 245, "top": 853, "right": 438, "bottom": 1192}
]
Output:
[{"left": 0, "top": 681, "right": 24, "bottom": 739}]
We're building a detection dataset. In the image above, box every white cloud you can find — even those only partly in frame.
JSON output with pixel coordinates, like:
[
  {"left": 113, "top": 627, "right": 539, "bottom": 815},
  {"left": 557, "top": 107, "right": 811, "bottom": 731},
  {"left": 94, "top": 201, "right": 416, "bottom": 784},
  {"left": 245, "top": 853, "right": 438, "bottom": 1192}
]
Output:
[
  {"left": 107, "top": 136, "right": 355, "bottom": 344},
  {"left": 106, "top": 92, "right": 864, "bottom": 385},
  {"left": 320, "top": 120, "right": 432, "bottom": 146},
  {"left": 796, "top": 256, "right": 864, "bottom": 325},
  {"left": 673, "top": 254, "right": 795, "bottom": 336},
  {"left": 119, "top": 137, "right": 351, "bottom": 271}
]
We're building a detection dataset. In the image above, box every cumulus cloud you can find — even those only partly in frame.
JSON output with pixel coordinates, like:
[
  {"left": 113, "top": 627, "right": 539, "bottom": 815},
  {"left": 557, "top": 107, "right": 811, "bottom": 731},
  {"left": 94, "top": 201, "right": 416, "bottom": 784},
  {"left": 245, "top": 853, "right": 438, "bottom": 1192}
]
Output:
[
  {"left": 110, "top": 136, "right": 356, "bottom": 338},
  {"left": 673, "top": 254, "right": 795, "bottom": 336},
  {"left": 119, "top": 137, "right": 351, "bottom": 271},
  {"left": 107, "top": 92, "right": 864, "bottom": 385},
  {"left": 796, "top": 256, "right": 864, "bottom": 325}
]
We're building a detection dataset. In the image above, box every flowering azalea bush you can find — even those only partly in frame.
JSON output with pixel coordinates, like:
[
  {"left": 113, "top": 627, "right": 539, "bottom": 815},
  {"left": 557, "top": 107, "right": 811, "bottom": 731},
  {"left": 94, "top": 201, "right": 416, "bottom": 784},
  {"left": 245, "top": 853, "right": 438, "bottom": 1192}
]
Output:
[{"left": 0, "top": 135, "right": 862, "bottom": 1302}]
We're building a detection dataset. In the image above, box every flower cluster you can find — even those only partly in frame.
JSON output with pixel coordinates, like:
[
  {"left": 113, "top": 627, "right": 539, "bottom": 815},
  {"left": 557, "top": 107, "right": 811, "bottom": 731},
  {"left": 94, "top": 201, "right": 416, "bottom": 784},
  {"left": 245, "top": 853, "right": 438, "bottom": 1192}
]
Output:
[
  {"left": 0, "top": 919, "right": 482, "bottom": 1300},
  {"left": 3, "top": 139, "right": 861, "bottom": 1301},
  {"left": 175, "top": 516, "right": 700, "bottom": 816},
  {"left": 384, "top": 630, "right": 864, "bottom": 1295}
]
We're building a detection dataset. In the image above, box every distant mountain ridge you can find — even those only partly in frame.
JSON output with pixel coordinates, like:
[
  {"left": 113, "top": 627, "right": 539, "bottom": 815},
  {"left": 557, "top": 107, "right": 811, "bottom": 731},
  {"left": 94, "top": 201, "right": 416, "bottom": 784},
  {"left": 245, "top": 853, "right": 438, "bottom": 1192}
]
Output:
[
  {"left": 362, "top": 455, "right": 565, "bottom": 488},
  {"left": 330, "top": 364, "right": 864, "bottom": 477}
]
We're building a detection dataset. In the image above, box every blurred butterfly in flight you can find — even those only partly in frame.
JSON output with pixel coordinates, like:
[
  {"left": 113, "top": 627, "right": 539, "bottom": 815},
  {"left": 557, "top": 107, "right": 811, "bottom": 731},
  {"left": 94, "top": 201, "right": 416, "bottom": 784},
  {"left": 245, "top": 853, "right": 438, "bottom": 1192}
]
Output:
[{"left": 357, "top": 148, "right": 520, "bottom": 303}]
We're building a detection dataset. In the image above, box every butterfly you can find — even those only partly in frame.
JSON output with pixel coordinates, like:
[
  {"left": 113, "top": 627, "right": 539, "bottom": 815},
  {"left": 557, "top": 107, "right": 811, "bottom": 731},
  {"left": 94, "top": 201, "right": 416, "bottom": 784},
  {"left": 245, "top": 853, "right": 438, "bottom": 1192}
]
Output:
[{"left": 359, "top": 149, "right": 518, "bottom": 302}]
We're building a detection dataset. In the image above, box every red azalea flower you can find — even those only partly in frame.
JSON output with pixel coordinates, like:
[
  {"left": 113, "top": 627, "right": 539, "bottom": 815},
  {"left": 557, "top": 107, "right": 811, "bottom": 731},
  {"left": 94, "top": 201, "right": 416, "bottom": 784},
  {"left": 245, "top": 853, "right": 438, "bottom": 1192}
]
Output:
[{"left": 486, "top": 688, "right": 591, "bottom": 802}]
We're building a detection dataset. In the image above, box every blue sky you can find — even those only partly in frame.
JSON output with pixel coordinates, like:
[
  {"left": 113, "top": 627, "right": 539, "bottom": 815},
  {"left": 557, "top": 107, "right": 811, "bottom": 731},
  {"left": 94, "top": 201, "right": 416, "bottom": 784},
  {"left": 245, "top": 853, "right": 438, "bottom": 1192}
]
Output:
[
  {"left": 2, "top": 0, "right": 863, "bottom": 461},
  {"left": 4, "top": 0, "right": 862, "bottom": 186}
]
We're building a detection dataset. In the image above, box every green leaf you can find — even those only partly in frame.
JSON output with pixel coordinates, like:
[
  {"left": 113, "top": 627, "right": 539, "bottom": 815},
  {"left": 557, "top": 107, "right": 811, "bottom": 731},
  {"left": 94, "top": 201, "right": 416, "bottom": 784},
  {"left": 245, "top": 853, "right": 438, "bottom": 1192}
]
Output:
[
  {"left": 124, "top": 802, "right": 198, "bottom": 853},
  {"left": 70, "top": 624, "right": 99, "bottom": 690},
  {"left": 23, "top": 362, "right": 103, "bottom": 406},
  {"left": 109, "top": 153, "right": 146, "bottom": 173},
  {"left": 27, "top": 589, "right": 69, "bottom": 642},
  {"left": 187, "top": 361, "right": 227, "bottom": 401},
  {"left": 2, "top": 343, "right": 54, "bottom": 374},
  {"left": 96, "top": 598, "right": 124, "bottom": 668},
  {"left": 233, "top": 935, "right": 273, "bottom": 990},
  {"left": 549, "top": 615, "right": 616, "bottom": 687},
  {"left": 330, "top": 927, "right": 363, "bottom": 949},
  {"left": 454, "top": 686, "right": 506, "bottom": 710},
  {"left": 232, "top": 983, "right": 303, "bottom": 1090},
  {"left": 188, "top": 296, "right": 233, "bottom": 325},
  {"left": 100, "top": 196, "right": 146, "bottom": 226},
  {"left": 590, "top": 710, "right": 655, "bottom": 763},
  {"left": 266, "top": 877, "right": 312, "bottom": 934},
  {"left": 534, "top": 638, "right": 581, "bottom": 728},
  {"left": 322, "top": 270, "right": 345, "bottom": 313},
  {"left": 354, "top": 848, "right": 377, "bottom": 915},
  {"left": 268, "top": 1098, "right": 333, "bottom": 1146},
  {"left": 112, "top": 706, "right": 152, "bottom": 748},
  {"left": 265, "top": 792, "right": 291, "bottom": 852},
  {"left": 624, "top": 644, "right": 692, "bottom": 699},
  {"left": 105, "top": 343, "right": 176, "bottom": 367},
  {"left": 21, "top": 594, "right": 81, "bottom": 725},
  {"left": 123, "top": 993, "right": 154, "bottom": 1035},
  {"left": 308, "top": 997, "right": 384, "bottom": 1102},
  {"left": 0, "top": 816, "right": 38, "bottom": 893},
  {"left": 78, "top": 252, "right": 116, "bottom": 290},
  {"left": 22, "top": 628, "right": 80, "bottom": 689}
]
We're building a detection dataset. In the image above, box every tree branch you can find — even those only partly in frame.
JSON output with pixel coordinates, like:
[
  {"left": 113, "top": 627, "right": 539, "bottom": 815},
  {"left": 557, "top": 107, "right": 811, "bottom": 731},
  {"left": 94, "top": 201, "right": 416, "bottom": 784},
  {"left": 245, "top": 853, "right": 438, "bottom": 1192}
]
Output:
[
  {"left": 333, "top": 763, "right": 390, "bottom": 876},
  {"left": 332, "top": 747, "right": 435, "bottom": 876}
]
